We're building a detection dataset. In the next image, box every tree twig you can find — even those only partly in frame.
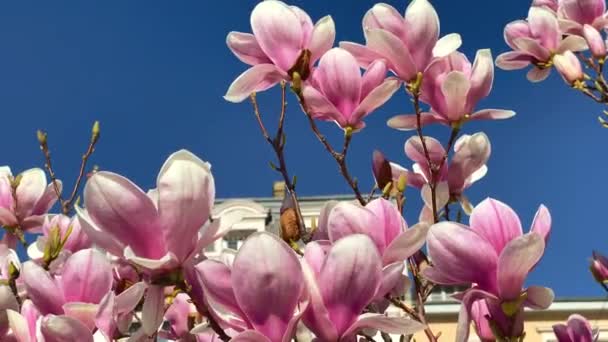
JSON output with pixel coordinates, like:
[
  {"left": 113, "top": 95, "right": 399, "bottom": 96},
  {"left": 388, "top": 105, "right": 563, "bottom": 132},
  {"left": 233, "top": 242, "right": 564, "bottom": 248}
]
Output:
[
  {"left": 250, "top": 83, "right": 308, "bottom": 241},
  {"left": 292, "top": 88, "right": 366, "bottom": 205}
]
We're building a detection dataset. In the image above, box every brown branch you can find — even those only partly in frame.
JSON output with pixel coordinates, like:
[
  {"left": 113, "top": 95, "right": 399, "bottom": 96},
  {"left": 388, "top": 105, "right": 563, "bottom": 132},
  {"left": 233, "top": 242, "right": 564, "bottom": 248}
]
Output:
[
  {"left": 37, "top": 130, "right": 64, "bottom": 211},
  {"left": 409, "top": 258, "right": 439, "bottom": 342},
  {"left": 293, "top": 89, "right": 366, "bottom": 205},
  {"left": 37, "top": 122, "right": 100, "bottom": 215},
  {"left": 249, "top": 83, "right": 308, "bottom": 242}
]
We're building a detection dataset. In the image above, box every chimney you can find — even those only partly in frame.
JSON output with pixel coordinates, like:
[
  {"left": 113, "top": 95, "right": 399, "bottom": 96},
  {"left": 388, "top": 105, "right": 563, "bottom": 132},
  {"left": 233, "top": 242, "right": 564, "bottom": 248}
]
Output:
[{"left": 273, "top": 181, "right": 286, "bottom": 198}]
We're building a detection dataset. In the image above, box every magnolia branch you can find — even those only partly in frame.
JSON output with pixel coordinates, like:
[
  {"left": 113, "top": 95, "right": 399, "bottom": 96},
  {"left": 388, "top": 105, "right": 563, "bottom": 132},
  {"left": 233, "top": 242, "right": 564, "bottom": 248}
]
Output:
[
  {"left": 293, "top": 89, "right": 367, "bottom": 205},
  {"left": 37, "top": 121, "right": 100, "bottom": 215},
  {"left": 181, "top": 281, "right": 230, "bottom": 341},
  {"left": 249, "top": 83, "right": 309, "bottom": 242}
]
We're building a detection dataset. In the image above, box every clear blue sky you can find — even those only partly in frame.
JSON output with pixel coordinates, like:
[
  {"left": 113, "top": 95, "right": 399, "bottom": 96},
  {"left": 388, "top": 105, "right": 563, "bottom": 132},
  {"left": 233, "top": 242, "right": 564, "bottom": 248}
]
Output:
[{"left": 0, "top": 0, "right": 605, "bottom": 297}]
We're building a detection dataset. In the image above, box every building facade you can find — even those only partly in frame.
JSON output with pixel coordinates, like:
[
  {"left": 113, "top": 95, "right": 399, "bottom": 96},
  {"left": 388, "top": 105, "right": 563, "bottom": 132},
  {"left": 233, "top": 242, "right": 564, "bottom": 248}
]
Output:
[{"left": 210, "top": 182, "right": 608, "bottom": 341}]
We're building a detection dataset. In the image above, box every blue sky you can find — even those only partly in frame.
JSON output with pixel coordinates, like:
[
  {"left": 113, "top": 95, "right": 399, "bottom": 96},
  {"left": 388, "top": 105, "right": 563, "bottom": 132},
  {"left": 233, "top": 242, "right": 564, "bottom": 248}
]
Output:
[{"left": 0, "top": 0, "right": 605, "bottom": 297}]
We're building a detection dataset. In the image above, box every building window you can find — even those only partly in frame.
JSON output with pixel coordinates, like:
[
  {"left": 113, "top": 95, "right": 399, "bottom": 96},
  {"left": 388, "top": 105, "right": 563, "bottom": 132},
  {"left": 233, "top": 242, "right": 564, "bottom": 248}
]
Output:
[{"left": 222, "top": 229, "right": 256, "bottom": 251}]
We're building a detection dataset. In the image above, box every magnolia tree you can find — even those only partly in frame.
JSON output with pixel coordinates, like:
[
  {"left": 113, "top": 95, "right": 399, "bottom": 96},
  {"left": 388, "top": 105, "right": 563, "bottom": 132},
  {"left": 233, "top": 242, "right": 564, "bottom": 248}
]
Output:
[{"left": 0, "top": 0, "right": 607, "bottom": 341}]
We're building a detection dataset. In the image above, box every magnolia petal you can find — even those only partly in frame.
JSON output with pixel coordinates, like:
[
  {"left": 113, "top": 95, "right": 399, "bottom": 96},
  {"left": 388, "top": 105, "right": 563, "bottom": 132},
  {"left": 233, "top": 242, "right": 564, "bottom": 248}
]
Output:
[
  {"left": 32, "top": 181, "right": 62, "bottom": 216},
  {"left": 404, "top": 0, "right": 440, "bottom": 70},
  {"left": 21, "top": 262, "right": 65, "bottom": 315},
  {"left": 512, "top": 37, "right": 550, "bottom": 61},
  {"left": 528, "top": 7, "right": 560, "bottom": 50},
  {"left": 0, "top": 285, "right": 19, "bottom": 338},
  {"left": 526, "top": 67, "right": 551, "bottom": 82},
  {"left": 62, "top": 302, "right": 99, "bottom": 331},
  {"left": 387, "top": 112, "right": 446, "bottom": 131},
  {"left": 441, "top": 71, "right": 470, "bottom": 121},
  {"left": 363, "top": 3, "right": 406, "bottom": 38},
  {"left": 469, "top": 108, "right": 516, "bottom": 121},
  {"left": 95, "top": 292, "right": 116, "bottom": 341},
  {"left": 232, "top": 232, "right": 303, "bottom": 342},
  {"left": 470, "top": 198, "right": 523, "bottom": 254},
  {"left": 343, "top": 313, "right": 426, "bottom": 338},
  {"left": 566, "top": 314, "right": 595, "bottom": 342},
  {"left": 231, "top": 330, "right": 270, "bottom": 342},
  {"left": 301, "top": 261, "right": 339, "bottom": 342},
  {"left": 530, "top": 204, "right": 551, "bottom": 244},
  {"left": 495, "top": 51, "right": 533, "bottom": 70},
  {"left": 116, "top": 282, "right": 147, "bottom": 314},
  {"left": 226, "top": 32, "right": 271, "bottom": 66},
  {"left": 421, "top": 182, "right": 450, "bottom": 212},
  {"left": 20, "top": 300, "right": 39, "bottom": 342},
  {"left": 339, "top": 41, "right": 384, "bottom": 68},
  {"left": 312, "top": 201, "right": 338, "bottom": 241},
  {"left": 123, "top": 246, "right": 175, "bottom": 271},
  {"left": 303, "top": 240, "right": 332, "bottom": 276},
  {"left": 61, "top": 249, "right": 113, "bottom": 304},
  {"left": 455, "top": 289, "right": 498, "bottom": 342},
  {"left": 327, "top": 201, "right": 384, "bottom": 250},
  {"left": 224, "top": 64, "right": 284, "bottom": 103},
  {"left": 6, "top": 309, "right": 30, "bottom": 342},
  {"left": 301, "top": 85, "right": 344, "bottom": 125},
  {"left": 365, "top": 28, "right": 417, "bottom": 81},
  {"left": 433, "top": 33, "right": 462, "bottom": 57},
  {"left": 352, "top": 77, "right": 400, "bottom": 124},
  {"left": 195, "top": 259, "right": 242, "bottom": 315},
  {"left": 375, "top": 262, "right": 406, "bottom": 299},
  {"left": 40, "top": 315, "right": 93, "bottom": 342},
  {"left": 309, "top": 16, "right": 336, "bottom": 63},
  {"left": 314, "top": 48, "right": 362, "bottom": 121},
  {"left": 157, "top": 149, "right": 215, "bottom": 262},
  {"left": 557, "top": 35, "right": 589, "bottom": 53},
  {"left": 84, "top": 172, "right": 165, "bottom": 259},
  {"left": 250, "top": 0, "right": 302, "bottom": 71},
  {"left": 404, "top": 135, "right": 445, "bottom": 165},
  {"left": 15, "top": 168, "right": 47, "bottom": 219},
  {"left": 318, "top": 235, "right": 382, "bottom": 335},
  {"left": 142, "top": 285, "right": 165, "bottom": 336},
  {"left": 75, "top": 206, "right": 125, "bottom": 257},
  {"left": 426, "top": 222, "right": 498, "bottom": 288},
  {"left": 467, "top": 49, "right": 494, "bottom": 108},
  {"left": 365, "top": 198, "right": 407, "bottom": 251},
  {"left": 497, "top": 233, "right": 545, "bottom": 300},
  {"left": 525, "top": 286, "right": 554, "bottom": 309},
  {"left": 361, "top": 60, "right": 389, "bottom": 99},
  {"left": 383, "top": 222, "right": 430, "bottom": 265}
]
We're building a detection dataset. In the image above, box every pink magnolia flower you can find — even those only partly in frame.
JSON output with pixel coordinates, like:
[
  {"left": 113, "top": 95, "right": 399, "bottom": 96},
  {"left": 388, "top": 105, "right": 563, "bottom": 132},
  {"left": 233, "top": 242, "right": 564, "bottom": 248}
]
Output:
[
  {"left": 553, "top": 314, "right": 598, "bottom": 342},
  {"left": 224, "top": 0, "right": 335, "bottom": 102},
  {"left": 302, "top": 234, "right": 425, "bottom": 340},
  {"left": 326, "top": 198, "right": 430, "bottom": 299},
  {"left": 194, "top": 232, "right": 307, "bottom": 342},
  {"left": 21, "top": 248, "right": 113, "bottom": 330},
  {"left": 558, "top": 0, "right": 608, "bottom": 34},
  {"left": 388, "top": 50, "right": 514, "bottom": 130},
  {"left": 302, "top": 48, "right": 399, "bottom": 130},
  {"left": 159, "top": 293, "right": 196, "bottom": 340},
  {"left": 77, "top": 150, "right": 235, "bottom": 273},
  {"left": 340, "top": 0, "right": 462, "bottom": 83},
  {"left": 311, "top": 200, "right": 337, "bottom": 241},
  {"left": 27, "top": 214, "right": 92, "bottom": 262},
  {"left": 553, "top": 50, "right": 585, "bottom": 85},
  {"left": 590, "top": 251, "right": 608, "bottom": 284},
  {"left": 395, "top": 133, "right": 491, "bottom": 219},
  {"left": 496, "top": 7, "right": 587, "bottom": 82},
  {"left": 423, "top": 198, "right": 554, "bottom": 341},
  {"left": 0, "top": 167, "right": 61, "bottom": 247}
]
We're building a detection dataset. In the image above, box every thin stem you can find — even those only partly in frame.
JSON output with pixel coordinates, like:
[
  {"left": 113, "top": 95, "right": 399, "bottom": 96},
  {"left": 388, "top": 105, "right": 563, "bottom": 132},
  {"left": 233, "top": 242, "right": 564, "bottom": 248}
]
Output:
[
  {"left": 250, "top": 84, "right": 308, "bottom": 241},
  {"left": 293, "top": 89, "right": 366, "bottom": 205},
  {"left": 410, "top": 87, "right": 438, "bottom": 222},
  {"left": 388, "top": 292, "right": 438, "bottom": 342},
  {"left": 38, "top": 133, "right": 65, "bottom": 211},
  {"left": 367, "top": 184, "right": 378, "bottom": 203},
  {"left": 64, "top": 135, "right": 98, "bottom": 213},
  {"left": 443, "top": 204, "right": 451, "bottom": 221}
]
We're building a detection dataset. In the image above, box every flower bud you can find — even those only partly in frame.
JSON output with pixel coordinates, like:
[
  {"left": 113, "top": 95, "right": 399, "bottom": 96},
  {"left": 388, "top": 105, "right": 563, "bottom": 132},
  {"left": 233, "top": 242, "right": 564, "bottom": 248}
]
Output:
[
  {"left": 553, "top": 51, "right": 584, "bottom": 85},
  {"left": 372, "top": 150, "right": 392, "bottom": 191},
  {"left": 583, "top": 25, "right": 606, "bottom": 59},
  {"left": 279, "top": 191, "right": 300, "bottom": 242},
  {"left": 590, "top": 251, "right": 608, "bottom": 284}
]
